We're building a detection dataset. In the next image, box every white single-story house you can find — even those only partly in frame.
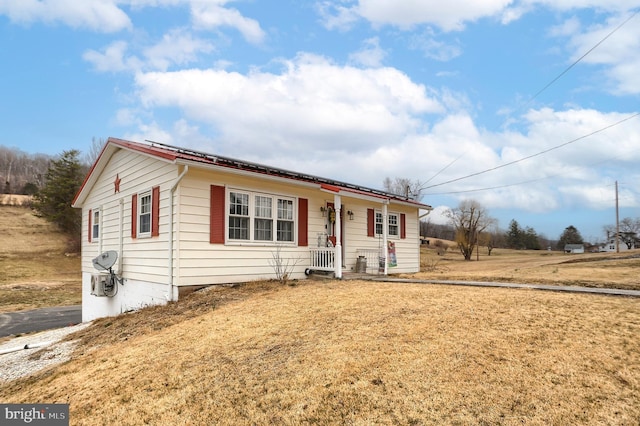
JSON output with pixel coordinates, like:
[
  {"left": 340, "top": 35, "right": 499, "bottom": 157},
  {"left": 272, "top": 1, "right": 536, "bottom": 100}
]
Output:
[{"left": 72, "top": 138, "right": 432, "bottom": 321}]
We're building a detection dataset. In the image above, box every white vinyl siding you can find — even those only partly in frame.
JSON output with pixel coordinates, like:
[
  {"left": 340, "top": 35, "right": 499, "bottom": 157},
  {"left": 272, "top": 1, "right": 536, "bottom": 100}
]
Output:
[{"left": 80, "top": 148, "right": 177, "bottom": 286}]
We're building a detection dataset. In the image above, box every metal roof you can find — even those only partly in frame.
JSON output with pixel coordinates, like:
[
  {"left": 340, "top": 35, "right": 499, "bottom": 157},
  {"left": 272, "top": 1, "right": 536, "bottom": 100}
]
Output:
[{"left": 74, "top": 137, "right": 432, "bottom": 210}]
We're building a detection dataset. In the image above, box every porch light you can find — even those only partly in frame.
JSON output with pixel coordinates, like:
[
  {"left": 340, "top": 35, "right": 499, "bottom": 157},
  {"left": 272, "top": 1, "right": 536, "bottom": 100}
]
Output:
[
  {"left": 320, "top": 206, "right": 326, "bottom": 217},
  {"left": 347, "top": 210, "right": 354, "bottom": 220}
]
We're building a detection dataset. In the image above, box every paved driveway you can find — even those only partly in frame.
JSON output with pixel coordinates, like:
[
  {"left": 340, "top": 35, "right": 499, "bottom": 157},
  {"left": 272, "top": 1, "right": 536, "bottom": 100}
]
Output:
[
  {"left": 0, "top": 305, "right": 82, "bottom": 338},
  {"left": 360, "top": 277, "right": 640, "bottom": 297}
]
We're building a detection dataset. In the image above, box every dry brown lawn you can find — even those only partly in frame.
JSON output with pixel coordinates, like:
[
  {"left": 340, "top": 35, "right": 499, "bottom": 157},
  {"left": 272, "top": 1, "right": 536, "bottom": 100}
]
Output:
[
  {"left": 0, "top": 206, "right": 81, "bottom": 312},
  {"left": 2, "top": 209, "right": 640, "bottom": 424},
  {"left": 1, "top": 280, "right": 639, "bottom": 425},
  {"left": 413, "top": 244, "right": 640, "bottom": 291}
]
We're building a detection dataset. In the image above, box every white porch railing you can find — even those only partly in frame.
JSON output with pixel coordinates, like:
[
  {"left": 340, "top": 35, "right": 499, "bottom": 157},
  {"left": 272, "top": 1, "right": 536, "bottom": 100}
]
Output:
[
  {"left": 309, "top": 247, "right": 335, "bottom": 271},
  {"left": 356, "top": 249, "right": 385, "bottom": 274}
]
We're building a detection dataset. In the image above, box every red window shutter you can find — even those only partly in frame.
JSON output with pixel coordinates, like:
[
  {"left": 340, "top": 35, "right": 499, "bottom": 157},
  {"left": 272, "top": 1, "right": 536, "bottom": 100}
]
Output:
[
  {"left": 367, "top": 208, "right": 375, "bottom": 237},
  {"left": 131, "top": 194, "right": 137, "bottom": 239},
  {"left": 88, "top": 209, "right": 92, "bottom": 242},
  {"left": 151, "top": 186, "right": 160, "bottom": 237},
  {"left": 400, "top": 213, "right": 406, "bottom": 239},
  {"left": 298, "top": 198, "right": 308, "bottom": 247},
  {"left": 210, "top": 185, "right": 225, "bottom": 244}
]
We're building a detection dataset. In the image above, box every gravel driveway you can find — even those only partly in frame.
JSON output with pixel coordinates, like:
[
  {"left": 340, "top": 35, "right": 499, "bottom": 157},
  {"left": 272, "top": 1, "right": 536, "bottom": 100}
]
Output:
[{"left": 0, "top": 323, "right": 91, "bottom": 383}]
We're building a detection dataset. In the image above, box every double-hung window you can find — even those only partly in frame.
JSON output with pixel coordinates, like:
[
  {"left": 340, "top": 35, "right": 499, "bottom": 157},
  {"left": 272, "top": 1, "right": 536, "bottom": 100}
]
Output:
[
  {"left": 277, "top": 199, "right": 294, "bottom": 242},
  {"left": 388, "top": 214, "right": 399, "bottom": 237},
  {"left": 254, "top": 196, "right": 272, "bottom": 241},
  {"left": 92, "top": 209, "right": 100, "bottom": 241},
  {"left": 139, "top": 191, "right": 152, "bottom": 236},
  {"left": 132, "top": 186, "right": 160, "bottom": 239},
  {"left": 375, "top": 211, "right": 400, "bottom": 238},
  {"left": 229, "top": 192, "right": 250, "bottom": 240},
  {"left": 227, "top": 190, "right": 295, "bottom": 243}
]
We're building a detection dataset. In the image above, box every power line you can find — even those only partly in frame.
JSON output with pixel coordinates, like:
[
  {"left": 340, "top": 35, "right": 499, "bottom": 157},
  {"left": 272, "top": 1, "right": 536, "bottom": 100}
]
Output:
[
  {"left": 423, "top": 111, "right": 640, "bottom": 190},
  {"left": 422, "top": 153, "right": 464, "bottom": 186},
  {"left": 426, "top": 150, "right": 633, "bottom": 196},
  {"left": 512, "top": 9, "right": 640, "bottom": 116}
]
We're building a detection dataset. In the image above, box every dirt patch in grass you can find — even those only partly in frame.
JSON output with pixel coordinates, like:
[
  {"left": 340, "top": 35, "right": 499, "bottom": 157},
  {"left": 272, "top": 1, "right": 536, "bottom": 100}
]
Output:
[
  {"left": 1, "top": 280, "right": 638, "bottom": 425},
  {"left": 412, "top": 247, "right": 640, "bottom": 290}
]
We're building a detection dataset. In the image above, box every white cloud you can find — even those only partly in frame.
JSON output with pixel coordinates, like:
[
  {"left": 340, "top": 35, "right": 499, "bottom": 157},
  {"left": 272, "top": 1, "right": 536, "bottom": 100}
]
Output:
[
  {"left": 423, "top": 205, "right": 451, "bottom": 225},
  {"left": 191, "top": 1, "right": 266, "bottom": 44},
  {"left": 409, "top": 32, "right": 462, "bottom": 61},
  {"left": 560, "top": 12, "right": 640, "bottom": 94},
  {"left": 348, "top": 37, "right": 386, "bottom": 67},
  {"left": 319, "top": 0, "right": 514, "bottom": 32},
  {"left": 316, "top": 1, "right": 361, "bottom": 31},
  {"left": 83, "top": 41, "right": 141, "bottom": 73},
  {"left": 143, "top": 29, "right": 215, "bottom": 71},
  {"left": 134, "top": 53, "right": 443, "bottom": 160},
  {"left": 0, "top": 0, "right": 132, "bottom": 32},
  {"left": 84, "top": 30, "right": 213, "bottom": 73},
  {"left": 125, "top": 49, "right": 639, "bottom": 215}
]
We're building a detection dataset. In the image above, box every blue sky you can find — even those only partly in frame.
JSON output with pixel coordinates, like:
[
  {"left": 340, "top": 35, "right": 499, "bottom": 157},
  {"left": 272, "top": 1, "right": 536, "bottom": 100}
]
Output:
[{"left": 1, "top": 0, "right": 639, "bottom": 243}]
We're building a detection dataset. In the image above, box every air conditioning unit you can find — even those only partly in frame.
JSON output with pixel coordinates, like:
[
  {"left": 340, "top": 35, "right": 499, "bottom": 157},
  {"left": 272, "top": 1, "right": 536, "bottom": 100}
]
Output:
[{"left": 90, "top": 274, "right": 109, "bottom": 297}]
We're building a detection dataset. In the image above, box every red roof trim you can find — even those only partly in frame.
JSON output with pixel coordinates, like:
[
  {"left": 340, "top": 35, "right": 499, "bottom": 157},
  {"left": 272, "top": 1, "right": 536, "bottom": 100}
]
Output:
[{"left": 320, "top": 183, "right": 341, "bottom": 193}]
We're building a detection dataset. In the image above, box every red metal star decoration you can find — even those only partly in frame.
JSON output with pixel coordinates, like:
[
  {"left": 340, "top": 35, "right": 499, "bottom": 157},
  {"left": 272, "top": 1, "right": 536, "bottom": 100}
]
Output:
[{"left": 114, "top": 174, "right": 121, "bottom": 193}]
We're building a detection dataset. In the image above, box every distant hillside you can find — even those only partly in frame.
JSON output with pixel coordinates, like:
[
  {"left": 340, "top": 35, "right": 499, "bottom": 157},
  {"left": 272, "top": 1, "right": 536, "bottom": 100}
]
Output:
[
  {"left": 0, "top": 205, "right": 81, "bottom": 312},
  {"left": 0, "top": 146, "right": 52, "bottom": 195}
]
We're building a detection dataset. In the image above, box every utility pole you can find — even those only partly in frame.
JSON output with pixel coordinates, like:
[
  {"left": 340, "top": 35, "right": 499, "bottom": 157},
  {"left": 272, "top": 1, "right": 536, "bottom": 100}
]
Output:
[{"left": 616, "top": 180, "right": 620, "bottom": 253}]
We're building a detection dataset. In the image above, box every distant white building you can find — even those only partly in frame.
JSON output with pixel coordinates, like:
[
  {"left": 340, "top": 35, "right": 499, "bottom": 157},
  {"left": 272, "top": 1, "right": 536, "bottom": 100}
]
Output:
[
  {"left": 564, "top": 244, "right": 584, "bottom": 254},
  {"left": 599, "top": 232, "right": 638, "bottom": 253}
]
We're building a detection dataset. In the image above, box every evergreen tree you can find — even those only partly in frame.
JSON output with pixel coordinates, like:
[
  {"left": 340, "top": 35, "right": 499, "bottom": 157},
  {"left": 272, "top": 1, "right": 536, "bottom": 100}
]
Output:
[
  {"left": 557, "top": 225, "right": 584, "bottom": 249},
  {"left": 524, "top": 227, "right": 541, "bottom": 250},
  {"left": 32, "top": 150, "right": 84, "bottom": 237},
  {"left": 506, "top": 219, "right": 523, "bottom": 249}
]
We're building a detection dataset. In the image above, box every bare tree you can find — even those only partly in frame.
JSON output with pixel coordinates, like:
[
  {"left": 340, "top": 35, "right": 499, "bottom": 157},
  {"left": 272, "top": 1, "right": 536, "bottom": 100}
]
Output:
[
  {"left": 0, "top": 146, "right": 51, "bottom": 194},
  {"left": 85, "top": 137, "right": 107, "bottom": 166},
  {"left": 383, "top": 177, "right": 424, "bottom": 201},
  {"left": 446, "top": 200, "right": 495, "bottom": 261},
  {"left": 605, "top": 217, "right": 640, "bottom": 249}
]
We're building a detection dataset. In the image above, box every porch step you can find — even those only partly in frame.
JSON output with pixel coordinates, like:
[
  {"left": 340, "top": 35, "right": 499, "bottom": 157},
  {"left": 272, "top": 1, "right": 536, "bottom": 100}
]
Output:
[{"left": 306, "top": 270, "right": 336, "bottom": 280}]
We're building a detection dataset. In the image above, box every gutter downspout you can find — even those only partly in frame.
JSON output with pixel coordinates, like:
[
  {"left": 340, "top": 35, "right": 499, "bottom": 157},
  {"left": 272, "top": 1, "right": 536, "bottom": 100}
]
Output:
[
  {"left": 118, "top": 198, "right": 124, "bottom": 276},
  {"left": 168, "top": 165, "right": 189, "bottom": 302}
]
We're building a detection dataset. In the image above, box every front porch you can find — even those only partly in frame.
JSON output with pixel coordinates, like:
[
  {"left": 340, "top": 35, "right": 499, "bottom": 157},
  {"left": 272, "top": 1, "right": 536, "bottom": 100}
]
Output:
[{"left": 308, "top": 247, "right": 385, "bottom": 276}]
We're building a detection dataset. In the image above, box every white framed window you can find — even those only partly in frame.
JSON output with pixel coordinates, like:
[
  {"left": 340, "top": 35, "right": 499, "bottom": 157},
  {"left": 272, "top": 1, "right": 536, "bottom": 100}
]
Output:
[
  {"left": 92, "top": 209, "right": 100, "bottom": 242},
  {"left": 388, "top": 213, "right": 399, "bottom": 237},
  {"left": 138, "top": 191, "right": 152, "bottom": 237},
  {"left": 229, "top": 192, "right": 249, "bottom": 240},
  {"left": 375, "top": 212, "right": 383, "bottom": 236},
  {"left": 228, "top": 189, "right": 295, "bottom": 244},
  {"left": 277, "top": 199, "right": 294, "bottom": 242},
  {"left": 254, "top": 195, "right": 272, "bottom": 241},
  {"left": 375, "top": 211, "right": 400, "bottom": 238}
]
